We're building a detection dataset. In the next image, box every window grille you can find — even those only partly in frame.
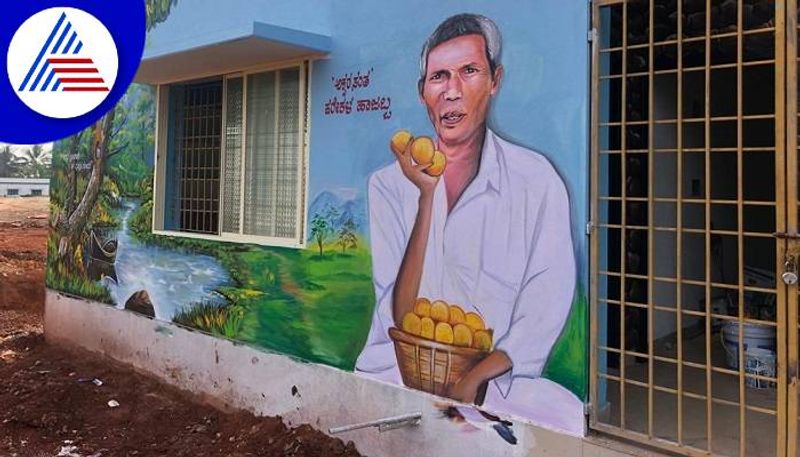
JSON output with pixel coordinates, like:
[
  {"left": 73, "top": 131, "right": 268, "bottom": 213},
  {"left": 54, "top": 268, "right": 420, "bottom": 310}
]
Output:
[{"left": 165, "top": 80, "right": 222, "bottom": 235}]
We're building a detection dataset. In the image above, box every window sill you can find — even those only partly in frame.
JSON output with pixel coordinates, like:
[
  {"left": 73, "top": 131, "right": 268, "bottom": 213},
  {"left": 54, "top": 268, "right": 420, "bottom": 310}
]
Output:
[{"left": 151, "top": 229, "right": 306, "bottom": 250}]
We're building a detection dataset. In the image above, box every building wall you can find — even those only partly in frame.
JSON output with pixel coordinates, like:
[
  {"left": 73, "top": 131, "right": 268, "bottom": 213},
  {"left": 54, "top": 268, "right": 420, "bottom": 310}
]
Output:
[
  {"left": 0, "top": 178, "right": 50, "bottom": 197},
  {"left": 47, "top": 0, "right": 591, "bottom": 442}
]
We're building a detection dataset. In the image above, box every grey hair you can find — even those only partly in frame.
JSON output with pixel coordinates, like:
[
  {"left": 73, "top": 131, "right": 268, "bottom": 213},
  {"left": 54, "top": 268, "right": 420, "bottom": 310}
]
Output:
[{"left": 418, "top": 14, "right": 502, "bottom": 95}]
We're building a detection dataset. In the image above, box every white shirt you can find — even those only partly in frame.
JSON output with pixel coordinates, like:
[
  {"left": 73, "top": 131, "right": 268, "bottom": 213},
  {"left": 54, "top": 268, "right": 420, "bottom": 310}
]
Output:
[{"left": 355, "top": 129, "right": 576, "bottom": 397}]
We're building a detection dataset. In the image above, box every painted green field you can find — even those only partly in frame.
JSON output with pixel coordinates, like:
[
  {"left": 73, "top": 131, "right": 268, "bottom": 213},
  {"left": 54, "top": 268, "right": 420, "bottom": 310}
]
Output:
[{"left": 223, "top": 243, "right": 376, "bottom": 371}]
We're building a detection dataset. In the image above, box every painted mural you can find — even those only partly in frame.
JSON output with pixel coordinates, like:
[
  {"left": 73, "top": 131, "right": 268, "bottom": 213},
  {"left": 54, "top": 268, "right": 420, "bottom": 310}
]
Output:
[
  {"left": 47, "top": 3, "right": 588, "bottom": 439},
  {"left": 354, "top": 14, "right": 583, "bottom": 434}
]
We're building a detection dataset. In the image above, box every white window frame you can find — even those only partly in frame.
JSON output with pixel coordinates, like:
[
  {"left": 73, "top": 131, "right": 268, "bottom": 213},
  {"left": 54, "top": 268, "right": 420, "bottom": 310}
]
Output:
[{"left": 151, "top": 60, "right": 311, "bottom": 249}]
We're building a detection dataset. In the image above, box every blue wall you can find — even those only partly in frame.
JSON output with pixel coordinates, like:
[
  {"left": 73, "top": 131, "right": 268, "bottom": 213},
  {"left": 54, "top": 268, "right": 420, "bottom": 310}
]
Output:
[{"left": 144, "top": 0, "right": 333, "bottom": 58}]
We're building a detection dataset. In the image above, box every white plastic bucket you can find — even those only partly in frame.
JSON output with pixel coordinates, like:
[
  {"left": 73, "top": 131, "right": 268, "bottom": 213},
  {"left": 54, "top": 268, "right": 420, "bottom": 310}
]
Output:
[
  {"left": 721, "top": 322, "right": 775, "bottom": 370},
  {"left": 744, "top": 348, "right": 776, "bottom": 389}
]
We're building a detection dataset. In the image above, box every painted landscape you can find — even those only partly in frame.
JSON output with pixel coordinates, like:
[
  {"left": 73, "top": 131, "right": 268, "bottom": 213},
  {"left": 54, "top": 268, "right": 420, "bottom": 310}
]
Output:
[{"left": 46, "top": 84, "right": 375, "bottom": 369}]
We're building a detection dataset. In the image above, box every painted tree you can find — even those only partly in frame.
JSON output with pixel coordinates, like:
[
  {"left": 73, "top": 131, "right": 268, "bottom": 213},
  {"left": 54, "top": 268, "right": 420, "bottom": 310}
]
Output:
[
  {"left": 337, "top": 217, "right": 358, "bottom": 253},
  {"left": 146, "top": 0, "right": 179, "bottom": 31},
  {"left": 107, "top": 85, "right": 156, "bottom": 196},
  {"left": 310, "top": 212, "right": 330, "bottom": 258},
  {"left": 53, "top": 110, "right": 117, "bottom": 270},
  {"left": 51, "top": 0, "right": 179, "bottom": 271}
]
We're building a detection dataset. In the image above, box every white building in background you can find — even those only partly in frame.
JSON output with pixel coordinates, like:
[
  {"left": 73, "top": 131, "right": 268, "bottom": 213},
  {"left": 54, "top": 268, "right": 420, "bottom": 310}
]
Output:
[{"left": 0, "top": 178, "right": 49, "bottom": 197}]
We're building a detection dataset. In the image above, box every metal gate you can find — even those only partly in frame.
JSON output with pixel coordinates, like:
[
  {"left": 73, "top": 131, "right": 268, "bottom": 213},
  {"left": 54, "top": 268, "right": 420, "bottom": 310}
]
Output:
[{"left": 589, "top": 0, "right": 790, "bottom": 455}]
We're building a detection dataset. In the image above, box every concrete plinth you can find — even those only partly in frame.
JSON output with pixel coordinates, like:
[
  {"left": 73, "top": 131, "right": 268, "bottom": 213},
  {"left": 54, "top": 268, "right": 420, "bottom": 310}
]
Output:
[{"left": 45, "top": 290, "right": 647, "bottom": 457}]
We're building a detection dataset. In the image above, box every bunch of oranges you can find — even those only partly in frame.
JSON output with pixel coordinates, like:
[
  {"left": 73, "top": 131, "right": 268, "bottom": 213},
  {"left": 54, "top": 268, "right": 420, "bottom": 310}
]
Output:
[
  {"left": 401, "top": 298, "right": 492, "bottom": 351},
  {"left": 390, "top": 130, "right": 446, "bottom": 176}
]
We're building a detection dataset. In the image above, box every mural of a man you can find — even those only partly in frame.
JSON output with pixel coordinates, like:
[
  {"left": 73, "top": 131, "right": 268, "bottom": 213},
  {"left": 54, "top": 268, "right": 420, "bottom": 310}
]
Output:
[{"left": 355, "top": 14, "right": 583, "bottom": 434}]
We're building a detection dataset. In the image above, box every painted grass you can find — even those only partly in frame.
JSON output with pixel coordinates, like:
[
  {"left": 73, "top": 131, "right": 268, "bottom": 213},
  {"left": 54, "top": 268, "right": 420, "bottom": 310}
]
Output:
[
  {"left": 44, "top": 235, "right": 113, "bottom": 304},
  {"left": 542, "top": 290, "right": 588, "bottom": 400},
  {"left": 234, "top": 245, "right": 375, "bottom": 371},
  {"left": 172, "top": 301, "right": 246, "bottom": 339},
  {"left": 290, "top": 250, "right": 375, "bottom": 368}
]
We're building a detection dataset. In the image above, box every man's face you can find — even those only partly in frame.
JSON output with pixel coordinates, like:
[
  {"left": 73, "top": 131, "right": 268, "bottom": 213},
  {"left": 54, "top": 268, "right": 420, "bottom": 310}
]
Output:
[{"left": 420, "top": 34, "right": 501, "bottom": 149}]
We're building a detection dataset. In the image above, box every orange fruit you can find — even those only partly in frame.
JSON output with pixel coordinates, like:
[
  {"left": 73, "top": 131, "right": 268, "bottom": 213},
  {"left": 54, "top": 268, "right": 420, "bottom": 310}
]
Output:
[
  {"left": 465, "top": 312, "right": 485, "bottom": 331},
  {"left": 401, "top": 312, "right": 422, "bottom": 336},
  {"left": 430, "top": 300, "right": 450, "bottom": 323},
  {"left": 425, "top": 150, "right": 446, "bottom": 176},
  {"left": 435, "top": 322, "right": 454, "bottom": 344},
  {"left": 414, "top": 297, "right": 431, "bottom": 318},
  {"left": 449, "top": 305, "right": 465, "bottom": 325},
  {"left": 473, "top": 329, "right": 492, "bottom": 351},
  {"left": 420, "top": 317, "right": 435, "bottom": 340},
  {"left": 453, "top": 323, "right": 473, "bottom": 348},
  {"left": 410, "top": 136, "right": 435, "bottom": 165},
  {"left": 390, "top": 130, "right": 413, "bottom": 155}
]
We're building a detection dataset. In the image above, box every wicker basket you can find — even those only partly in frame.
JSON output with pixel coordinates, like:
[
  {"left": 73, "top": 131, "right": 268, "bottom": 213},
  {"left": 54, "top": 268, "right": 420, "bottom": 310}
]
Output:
[{"left": 388, "top": 327, "right": 488, "bottom": 402}]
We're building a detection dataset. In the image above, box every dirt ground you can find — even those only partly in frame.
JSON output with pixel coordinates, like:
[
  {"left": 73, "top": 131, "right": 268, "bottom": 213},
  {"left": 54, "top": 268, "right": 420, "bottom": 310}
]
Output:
[{"left": 0, "top": 197, "right": 364, "bottom": 457}]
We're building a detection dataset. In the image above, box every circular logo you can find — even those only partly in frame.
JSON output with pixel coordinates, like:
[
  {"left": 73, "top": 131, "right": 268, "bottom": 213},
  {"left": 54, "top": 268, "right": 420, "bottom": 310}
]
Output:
[{"left": 7, "top": 7, "right": 118, "bottom": 119}]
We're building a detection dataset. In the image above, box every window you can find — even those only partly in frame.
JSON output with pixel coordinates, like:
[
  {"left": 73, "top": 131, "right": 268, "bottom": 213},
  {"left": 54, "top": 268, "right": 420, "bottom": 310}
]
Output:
[
  {"left": 153, "top": 62, "right": 309, "bottom": 247},
  {"left": 7, "top": 188, "right": 18, "bottom": 196},
  {"left": 31, "top": 189, "right": 43, "bottom": 196}
]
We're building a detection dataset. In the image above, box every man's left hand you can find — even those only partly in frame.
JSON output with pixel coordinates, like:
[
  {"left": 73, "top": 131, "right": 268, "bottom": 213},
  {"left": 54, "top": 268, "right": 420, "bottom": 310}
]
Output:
[
  {"left": 448, "top": 375, "right": 481, "bottom": 404},
  {"left": 447, "top": 350, "right": 513, "bottom": 404}
]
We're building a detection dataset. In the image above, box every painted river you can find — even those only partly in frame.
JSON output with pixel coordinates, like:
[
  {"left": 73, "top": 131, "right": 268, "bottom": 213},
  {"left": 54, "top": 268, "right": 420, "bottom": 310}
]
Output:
[{"left": 101, "top": 200, "right": 231, "bottom": 321}]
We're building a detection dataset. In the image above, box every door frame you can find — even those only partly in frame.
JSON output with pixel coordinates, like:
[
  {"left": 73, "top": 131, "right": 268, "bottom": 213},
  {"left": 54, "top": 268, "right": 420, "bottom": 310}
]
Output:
[{"left": 785, "top": 0, "right": 798, "bottom": 455}]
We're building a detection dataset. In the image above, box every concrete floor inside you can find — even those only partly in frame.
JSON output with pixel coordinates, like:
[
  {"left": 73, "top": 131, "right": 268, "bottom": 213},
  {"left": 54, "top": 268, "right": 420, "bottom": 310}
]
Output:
[{"left": 602, "top": 329, "right": 778, "bottom": 457}]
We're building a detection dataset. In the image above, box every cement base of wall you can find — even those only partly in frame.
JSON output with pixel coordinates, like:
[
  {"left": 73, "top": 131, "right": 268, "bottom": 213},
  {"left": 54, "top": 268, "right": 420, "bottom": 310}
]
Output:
[{"left": 45, "top": 290, "right": 647, "bottom": 457}]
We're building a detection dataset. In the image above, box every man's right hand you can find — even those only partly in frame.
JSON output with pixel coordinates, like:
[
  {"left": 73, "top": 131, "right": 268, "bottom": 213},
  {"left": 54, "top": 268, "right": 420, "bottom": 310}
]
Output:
[{"left": 392, "top": 140, "right": 440, "bottom": 198}]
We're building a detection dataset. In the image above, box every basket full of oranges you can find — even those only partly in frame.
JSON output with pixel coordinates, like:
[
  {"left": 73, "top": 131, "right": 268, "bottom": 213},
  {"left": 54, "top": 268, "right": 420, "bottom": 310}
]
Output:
[{"left": 389, "top": 297, "right": 493, "bottom": 399}]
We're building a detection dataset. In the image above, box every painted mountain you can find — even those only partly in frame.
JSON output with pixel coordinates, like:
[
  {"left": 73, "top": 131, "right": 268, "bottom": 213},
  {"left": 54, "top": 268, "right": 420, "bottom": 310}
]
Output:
[{"left": 308, "top": 188, "right": 367, "bottom": 237}]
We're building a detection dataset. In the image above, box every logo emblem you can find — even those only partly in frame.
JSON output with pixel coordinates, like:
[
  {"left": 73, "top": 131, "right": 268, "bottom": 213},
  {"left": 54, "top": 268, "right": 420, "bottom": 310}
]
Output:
[{"left": 7, "top": 7, "right": 118, "bottom": 119}]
